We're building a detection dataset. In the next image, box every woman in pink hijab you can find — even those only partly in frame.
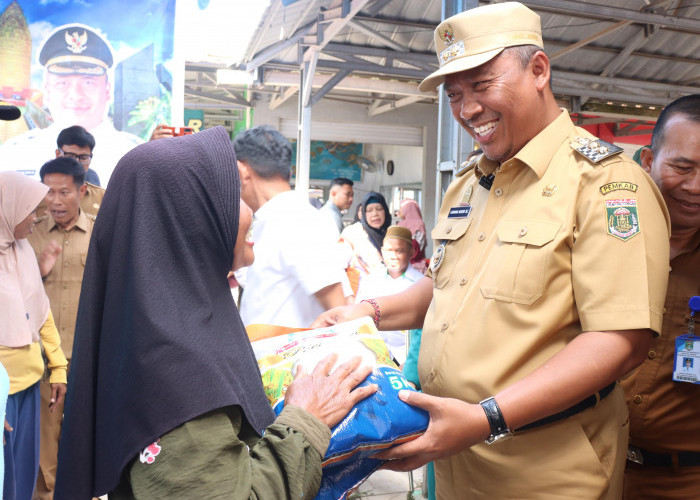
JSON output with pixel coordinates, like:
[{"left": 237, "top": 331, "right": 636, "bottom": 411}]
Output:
[
  {"left": 0, "top": 171, "right": 67, "bottom": 500},
  {"left": 397, "top": 199, "right": 427, "bottom": 273}
]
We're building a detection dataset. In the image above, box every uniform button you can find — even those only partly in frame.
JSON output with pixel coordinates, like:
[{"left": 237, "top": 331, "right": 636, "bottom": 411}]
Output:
[
  {"left": 669, "top": 266, "right": 672, "bottom": 272},
  {"left": 64, "top": 240, "right": 70, "bottom": 246},
  {"left": 494, "top": 188, "right": 503, "bottom": 197},
  {"left": 633, "top": 395, "right": 643, "bottom": 404},
  {"left": 440, "top": 322, "right": 449, "bottom": 332},
  {"left": 647, "top": 350, "right": 656, "bottom": 359},
  {"left": 459, "top": 277, "right": 468, "bottom": 286},
  {"left": 519, "top": 227, "right": 528, "bottom": 236},
  {"left": 63, "top": 284, "right": 68, "bottom": 289},
  {"left": 663, "top": 307, "right": 667, "bottom": 314},
  {"left": 477, "top": 232, "right": 486, "bottom": 241},
  {"left": 446, "top": 226, "right": 452, "bottom": 234}
]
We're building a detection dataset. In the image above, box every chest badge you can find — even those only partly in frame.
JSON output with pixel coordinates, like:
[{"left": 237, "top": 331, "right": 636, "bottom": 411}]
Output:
[
  {"left": 542, "top": 185, "right": 557, "bottom": 197},
  {"left": 431, "top": 243, "right": 446, "bottom": 273},
  {"left": 462, "top": 185, "right": 473, "bottom": 204}
]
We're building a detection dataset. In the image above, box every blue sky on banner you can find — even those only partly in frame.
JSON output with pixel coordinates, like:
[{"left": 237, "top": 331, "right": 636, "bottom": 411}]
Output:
[{"left": 1, "top": 0, "right": 175, "bottom": 88}]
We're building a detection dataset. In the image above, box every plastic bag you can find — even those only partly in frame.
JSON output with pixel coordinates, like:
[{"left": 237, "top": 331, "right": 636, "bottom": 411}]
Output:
[{"left": 249, "top": 317, "right": 429, "bottom": 500}]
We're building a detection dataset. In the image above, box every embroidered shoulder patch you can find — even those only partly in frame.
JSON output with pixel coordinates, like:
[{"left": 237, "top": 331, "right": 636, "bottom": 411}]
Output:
[
  {"left": 600, "top": 182, "right": 638, "bottom": 195},
  {"left": 605, "top": 199, "right": 640, "bottom": 241},
  {"left": 139, "top": 440, "right": 162, "bottom": 464}
]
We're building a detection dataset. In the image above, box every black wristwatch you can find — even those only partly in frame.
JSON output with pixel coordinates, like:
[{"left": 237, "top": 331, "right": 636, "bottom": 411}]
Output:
[{"left": 479, "top": 397, "right": 513, "bottom": 445}]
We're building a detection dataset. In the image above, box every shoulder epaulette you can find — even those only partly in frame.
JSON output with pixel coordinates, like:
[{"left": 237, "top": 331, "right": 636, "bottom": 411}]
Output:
[
  {"left": 35, "top": 215, "right": 49, "bottom": 223},
  {"left": 456, "top": 153, "right": 482, "bottom": 177},
  {"left": 570, "top": 136, "right": 623, "bottom": 164},
  {"left": 86, "top": 213, "right": 97, "bottom": 221}
]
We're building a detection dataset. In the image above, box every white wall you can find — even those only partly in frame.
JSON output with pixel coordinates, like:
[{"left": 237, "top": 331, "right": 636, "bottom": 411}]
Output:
[{"left": 251, "top": 96, "right": 439, "bottom": 240}]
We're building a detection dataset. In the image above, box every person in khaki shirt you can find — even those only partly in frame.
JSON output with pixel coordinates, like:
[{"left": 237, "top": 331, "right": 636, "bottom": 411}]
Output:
[
  {"left": 622, "top": 94, "right": 700, "bottom": 499},
  {"left": 27, "top": 156, "right": 96, "bottom": 500},
  {"left": 36, "top": 125, "right": 105, "bottom": 219},
  {"left": 313, "top": 3, "right": 670, "bottom": 498}
]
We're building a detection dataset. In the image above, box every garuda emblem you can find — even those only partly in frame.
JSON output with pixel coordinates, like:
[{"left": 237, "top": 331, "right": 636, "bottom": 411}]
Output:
[{"left": 65, "top": 31, "right": 88, "bottom": 54}]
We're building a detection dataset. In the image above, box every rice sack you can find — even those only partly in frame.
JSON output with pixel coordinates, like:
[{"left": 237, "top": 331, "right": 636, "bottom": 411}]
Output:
[{"left": 249, "top": 317, "right": 429, "bottom": 500}]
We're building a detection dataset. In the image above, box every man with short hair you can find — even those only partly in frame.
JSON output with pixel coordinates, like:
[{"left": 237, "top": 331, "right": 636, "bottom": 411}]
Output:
[
  {"left": 314, "top": 3, "right": 670, "bottom": 497},
  {"left": 35, "top": 126, "right": 105, "bottom": 219},
  {"left": 321, "top": 177, "right": 354, "bottom": 233},
  {"left": 622, "top": 94, "right": 700, "bottom": 499},
  {"left": 0, "top": 24, "right": 142, "bottom": 184},
  {"left": 234, "top": 125, "right": 347, "bottom": 328},
  {"left": 56, "top": 125, "right": 100, "bottom": 186},
  {"left": 27, "top": 156, "right": 96, "bottom": 500},
  {"left": 356, "top": 226, "right": 423, "bottom": 363}
]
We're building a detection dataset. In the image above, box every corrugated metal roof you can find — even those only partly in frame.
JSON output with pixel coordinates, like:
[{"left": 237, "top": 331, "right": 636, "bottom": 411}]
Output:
[{"left": 185, "top": 0, "right": 700, "bottom": 126}]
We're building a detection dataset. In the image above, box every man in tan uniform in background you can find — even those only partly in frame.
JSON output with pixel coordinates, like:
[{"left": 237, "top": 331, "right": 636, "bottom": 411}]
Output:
[
  {"left": 36, "top": 126, "right": 105, "bottom": 219},
  {"left": 28, "top": 157, "right": 96, "bottom": 500},
  {"left": 313, "top": 2, "right": 670, "bottom": 498},
  {"left": 622, "top": 94, "right": 700, "bottom": 499}
]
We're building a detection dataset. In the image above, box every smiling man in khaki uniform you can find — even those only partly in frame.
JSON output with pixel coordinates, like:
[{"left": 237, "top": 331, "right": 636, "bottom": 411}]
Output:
[{"left": 312, "top": 2, "right": 670, "bottom": 498}]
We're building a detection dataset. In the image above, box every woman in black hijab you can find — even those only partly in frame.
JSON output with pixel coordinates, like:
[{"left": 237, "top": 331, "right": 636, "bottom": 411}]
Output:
[
  {"left": 54, "top": 127, "right": 375, "bottom": 499},
  {"left": 340, "top": 192, "right": 391, "bottom": 294}
]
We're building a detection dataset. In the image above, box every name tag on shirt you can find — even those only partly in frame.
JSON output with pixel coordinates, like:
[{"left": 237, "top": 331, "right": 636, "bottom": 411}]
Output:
[
  {"left": 673, "top": 335, "right": 700, "bottom": 384},
  {"left": 448, "top": 205, "right": 472, "bottom": 219}
]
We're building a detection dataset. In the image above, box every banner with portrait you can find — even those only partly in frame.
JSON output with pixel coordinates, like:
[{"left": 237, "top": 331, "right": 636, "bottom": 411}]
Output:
[{"left": 0, "top": 0, "right": 177, "bottom": 185}]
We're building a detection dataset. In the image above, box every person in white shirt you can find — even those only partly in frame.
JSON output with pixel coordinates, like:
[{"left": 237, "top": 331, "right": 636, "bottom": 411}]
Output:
[
  {"left": 356, "top": 226, "right": 424, "bottom": 363},
  {"left": 234, "top": 125, "right": 347, "bottom": 328},
  {"left": 320, "top": 177, "right": 354, "bottom": 234}
]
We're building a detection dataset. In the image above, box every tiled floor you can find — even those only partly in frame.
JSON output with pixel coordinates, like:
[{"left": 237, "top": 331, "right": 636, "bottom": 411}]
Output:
[{"left": 350, "top": 467, "right": 428, "bottom": 499}]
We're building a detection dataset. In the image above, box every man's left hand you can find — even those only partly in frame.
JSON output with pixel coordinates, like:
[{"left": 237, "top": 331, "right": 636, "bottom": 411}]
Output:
[{"left": 49, "top": 383, "right": 67, "bottom": 413}]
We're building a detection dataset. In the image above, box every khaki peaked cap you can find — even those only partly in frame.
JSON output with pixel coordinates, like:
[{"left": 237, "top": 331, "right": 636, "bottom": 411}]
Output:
[{"left": 420, "top": 2, "right": 543, "bottom": 92}]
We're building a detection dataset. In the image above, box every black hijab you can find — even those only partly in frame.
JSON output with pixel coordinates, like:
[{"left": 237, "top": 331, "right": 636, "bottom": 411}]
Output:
[
  {"left": 54, "top": 127, "right": 275, "bottom": 499},
  {"left": 360, "top": 191, "right": 391, "bottom": 251}
]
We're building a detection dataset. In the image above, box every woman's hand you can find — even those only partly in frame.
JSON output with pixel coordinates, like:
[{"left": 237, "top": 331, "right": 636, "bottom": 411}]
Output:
[
  {"left": 310, "top": 302, "right": 374, "bottom": 329},
  {"left": 284, "top": 353, "right": 377, "bottom": 428},
  {"left": 49, "top": 383, "right": 67, "bottom": 413}
]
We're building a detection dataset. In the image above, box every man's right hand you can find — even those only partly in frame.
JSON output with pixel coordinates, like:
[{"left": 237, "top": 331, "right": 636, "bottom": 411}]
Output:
[
  {"left": 39, "top": 240, "right": 62, "bottom": 278},
  {"left": 284, "top": 353, "right": 377, "bottom": 428},
  {"left": 150, "top": 124, "right": 174, "bottom": 141},
  {"left": 310, "top": 302, "right": 374, "bottom": 329}
]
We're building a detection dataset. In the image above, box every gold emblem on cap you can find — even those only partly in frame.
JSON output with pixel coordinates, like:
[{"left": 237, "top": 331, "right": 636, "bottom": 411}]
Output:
[
  {"left": 439, "top": 24, "right": 455, "bottom": 46},
  {"left": 65, "top": 31, "right": 88, "bottom": 54}
]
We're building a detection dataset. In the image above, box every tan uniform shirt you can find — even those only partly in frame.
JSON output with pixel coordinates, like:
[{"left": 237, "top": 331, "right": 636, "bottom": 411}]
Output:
[
  {"left": 622, "top": 232, "right": 700, "bottom": 453},
  {"left": 36, "top": 182, "right": 104, "bottom": 219},
  {"left": 420, "top": 111, "right": 670, "bottom": 498},
  {"left": 27, "top": 210, "right": 95, "bottom": 359}
]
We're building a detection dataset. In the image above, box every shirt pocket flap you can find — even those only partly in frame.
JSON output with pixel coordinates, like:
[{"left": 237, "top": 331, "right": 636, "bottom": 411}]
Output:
[
  {"left": 496, "top": 219, "right": 561, "bottom": 247},
  {"left": 431, "top": 217, "right": 473, "bottom": 241}
]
